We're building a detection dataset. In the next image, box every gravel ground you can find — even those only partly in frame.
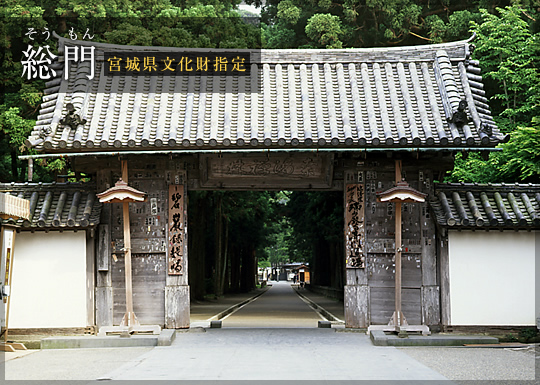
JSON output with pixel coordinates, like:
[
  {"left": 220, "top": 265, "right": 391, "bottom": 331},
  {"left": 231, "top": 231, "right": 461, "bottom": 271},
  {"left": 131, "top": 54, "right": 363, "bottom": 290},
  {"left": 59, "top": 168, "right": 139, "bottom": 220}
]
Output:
[
  {"left": 4, "top": 347, "right": 153, "bottom": 381},
  {"left": 398, "top": 345, "right": 538, "bottom": 384}
]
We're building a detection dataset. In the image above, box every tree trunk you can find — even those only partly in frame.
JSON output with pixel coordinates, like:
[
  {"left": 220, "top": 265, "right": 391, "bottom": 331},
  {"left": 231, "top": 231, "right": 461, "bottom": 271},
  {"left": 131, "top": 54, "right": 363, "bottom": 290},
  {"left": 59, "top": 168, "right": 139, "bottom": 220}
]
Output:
[
  {"left": 230, "top": 244, "right": 240, "bottom": 293},
  {"left": 19, "top": 159, "right": 27, "bottom": 182},
  {"left": 220, "top": 217, "right": 229, "bottom": 294},
  {"left": 214, "top": 195, "right": 223, "bottom": 297},
  {"left": 10, "top": 149, "right": 18, "bottom": 182},
  {"left": 188, "top": 194, "right": 206, "bottom": 301}
]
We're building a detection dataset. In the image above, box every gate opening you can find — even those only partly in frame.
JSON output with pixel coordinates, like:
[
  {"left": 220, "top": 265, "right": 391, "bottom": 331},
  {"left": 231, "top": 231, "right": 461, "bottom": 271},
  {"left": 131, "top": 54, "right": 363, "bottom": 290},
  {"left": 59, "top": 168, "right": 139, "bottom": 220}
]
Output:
[{"left": 188, "top": 190, "right": 345, "bottom": 327}]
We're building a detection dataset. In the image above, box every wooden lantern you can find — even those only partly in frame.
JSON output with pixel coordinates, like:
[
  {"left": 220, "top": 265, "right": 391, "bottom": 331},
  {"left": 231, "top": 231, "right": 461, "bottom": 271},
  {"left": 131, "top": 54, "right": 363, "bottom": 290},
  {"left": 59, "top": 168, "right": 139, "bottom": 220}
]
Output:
[{"left": 372, "top": 162, "right": 430, "bottom": 336}]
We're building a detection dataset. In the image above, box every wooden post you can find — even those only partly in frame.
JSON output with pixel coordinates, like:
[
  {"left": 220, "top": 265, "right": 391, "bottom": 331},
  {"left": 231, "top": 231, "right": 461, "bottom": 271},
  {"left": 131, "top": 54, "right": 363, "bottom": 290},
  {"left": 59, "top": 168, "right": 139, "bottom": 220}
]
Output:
[
  {"left": 96, "top": 163, "right": 161, "bottom": 336},
  {"left": 439, "top": 228, "right": 451, "bottom": 328},
  {"left": 120, "top": 160, "right": 138, "bottom": 327},
  {"left": 165, "top": 172, "right": 190, "bottom": 328},
  {"left": 95, "top": 169, "right": 113, "bottom": 329},
  {"left": 4, "top": 230, "right": 15, "bottom": 343},
  {"left": 394, "top": 160, "right": 402, "bottom": 327},
  {"left": 1, "top": 228, "right": 26, "bottom": 351},
  {"left": 369, "top": 160, "right": 430, "bottom": 336},
  {"left": 343, "top": 171, "right": 369, "bottom": 328},
  {"left": 395, "top": 201, "right": 402, "bottom": 327},
  {"left": 27, "top": 159, "right": 33, "bottom": 182}
]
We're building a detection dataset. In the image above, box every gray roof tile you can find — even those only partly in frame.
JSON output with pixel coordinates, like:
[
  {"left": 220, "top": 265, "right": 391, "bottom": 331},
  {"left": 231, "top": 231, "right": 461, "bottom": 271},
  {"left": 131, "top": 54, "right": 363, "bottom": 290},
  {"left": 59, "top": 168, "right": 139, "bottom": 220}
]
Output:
[
  {"left": 26, "top": 36, "right": 508, "bottom": 153},
  {"left": 0, "top": 183, "right": 101, "bottom": 229},
  {"left": 431, "top": 183, "right": 540, "bottom": 228}
]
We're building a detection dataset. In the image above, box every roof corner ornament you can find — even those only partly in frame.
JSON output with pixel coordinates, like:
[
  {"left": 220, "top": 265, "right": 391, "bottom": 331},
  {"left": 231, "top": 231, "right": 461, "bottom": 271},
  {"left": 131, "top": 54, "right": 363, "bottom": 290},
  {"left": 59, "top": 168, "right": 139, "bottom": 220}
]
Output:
[
  {"left": 448, "top": 100, "right": 469, "bottom": 127},
  {"left": 466, "top": 32, "right": 477, "bottom": 42},
  {"left": 480, "top": 122, "right": 493, "bottom": 137},
  {"left": 38, "top": 126, "right": 52, "bottom": 139},
  {"left": 59, "top": 103, "right": 86, "bottom": 130}
]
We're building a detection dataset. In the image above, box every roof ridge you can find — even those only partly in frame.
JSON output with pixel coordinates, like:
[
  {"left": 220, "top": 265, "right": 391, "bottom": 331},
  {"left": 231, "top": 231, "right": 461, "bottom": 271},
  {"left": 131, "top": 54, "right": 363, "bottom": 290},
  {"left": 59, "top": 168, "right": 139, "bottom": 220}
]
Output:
[
  {"left": 52, "top": 31, "right": 473, "bottom": 61},
  {"left": 0, "top": 181, "right": 96, "bottom": 188},
  {"left": 435, "top": 182, "right": 540, "bottom": 189}
]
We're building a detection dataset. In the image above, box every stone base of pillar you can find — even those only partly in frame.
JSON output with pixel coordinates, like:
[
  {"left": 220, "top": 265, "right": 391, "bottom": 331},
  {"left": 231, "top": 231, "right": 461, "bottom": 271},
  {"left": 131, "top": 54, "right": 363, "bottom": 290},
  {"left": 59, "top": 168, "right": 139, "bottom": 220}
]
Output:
[
  {"left": 165, "top": 285, "right": 190, "bottom": 329},
  {"left": 344, "top": 285, "right": 369, "bottom": 328},
  {"left": 421, "top": 285, "right": 440, "bottom": 326},
  {"left": 95, "top": 286, "right": 113, "bottom": 328}
]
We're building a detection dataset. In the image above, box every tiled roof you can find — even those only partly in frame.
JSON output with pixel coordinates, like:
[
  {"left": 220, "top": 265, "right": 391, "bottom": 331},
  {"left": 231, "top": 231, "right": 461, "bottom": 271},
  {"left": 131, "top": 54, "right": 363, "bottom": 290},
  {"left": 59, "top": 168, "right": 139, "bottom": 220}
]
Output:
[
  {"left": 0, "top": 182, "right": 102, "bottom": 229},
  {"left": 431, "top": 183, "right": 540, "bottom": 228},
  {"left": 26, "top": 35, "right": 508, "bottom": 154}
]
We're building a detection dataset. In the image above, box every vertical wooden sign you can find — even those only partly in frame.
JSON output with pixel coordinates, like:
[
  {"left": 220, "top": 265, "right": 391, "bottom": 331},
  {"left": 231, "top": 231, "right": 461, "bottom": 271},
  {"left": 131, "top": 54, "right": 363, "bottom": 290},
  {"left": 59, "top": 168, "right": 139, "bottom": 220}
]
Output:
[
  {"left": 345, "top": 183, "right": 366, "bottom": 268},
  {"left": 168, "top": 185, "right": 184, "bottom": 275}
]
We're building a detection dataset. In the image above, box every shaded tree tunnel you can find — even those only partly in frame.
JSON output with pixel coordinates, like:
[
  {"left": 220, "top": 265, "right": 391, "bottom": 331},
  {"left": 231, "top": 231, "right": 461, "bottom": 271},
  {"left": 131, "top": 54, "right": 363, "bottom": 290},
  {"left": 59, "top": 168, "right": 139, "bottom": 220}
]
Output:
[{"left": 188, "top": 190, "right": 344, "bottom": 301}]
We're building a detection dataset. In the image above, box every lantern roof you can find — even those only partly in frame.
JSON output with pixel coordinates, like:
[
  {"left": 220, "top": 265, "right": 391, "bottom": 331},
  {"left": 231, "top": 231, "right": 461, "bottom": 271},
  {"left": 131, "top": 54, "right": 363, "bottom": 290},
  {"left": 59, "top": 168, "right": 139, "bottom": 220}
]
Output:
[
  {"left": 97, "top": 179, "right": 147, "bottom": 204},
  {"left": 376, "top": 180, "right": 427, "bottom": 203}
]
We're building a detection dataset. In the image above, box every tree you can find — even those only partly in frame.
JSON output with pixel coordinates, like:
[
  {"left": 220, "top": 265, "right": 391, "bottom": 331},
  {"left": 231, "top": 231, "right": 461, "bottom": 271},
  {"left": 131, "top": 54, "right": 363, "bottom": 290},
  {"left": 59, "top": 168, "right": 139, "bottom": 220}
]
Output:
[
  {"left": 260, "top": 0, "right": 507, "bottom": 49},
  {"left": 470, "top": 5, "right": 540, "bottom": 129},
  {"left": 450, "top": 122, "right": 540, "bottom": 183},
  {"left": 1, "top": 0, "right": 261, "bottom": 183},
  {"left": 447, "top": 5, "right": 540, "bottom": 183},
  {"left": 286, "top": 191, "right": 344, "bottom": 288}
]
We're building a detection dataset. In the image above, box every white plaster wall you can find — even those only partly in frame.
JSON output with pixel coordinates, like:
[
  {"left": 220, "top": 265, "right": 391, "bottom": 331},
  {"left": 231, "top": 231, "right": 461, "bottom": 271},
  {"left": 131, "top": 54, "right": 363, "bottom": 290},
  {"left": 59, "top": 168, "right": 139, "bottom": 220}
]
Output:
[
  {"left": 10, "top": 231, "right": 87, "bottom": 328},
  {"left": 449, "top": 231, "right": 536, "bottom": 326}
]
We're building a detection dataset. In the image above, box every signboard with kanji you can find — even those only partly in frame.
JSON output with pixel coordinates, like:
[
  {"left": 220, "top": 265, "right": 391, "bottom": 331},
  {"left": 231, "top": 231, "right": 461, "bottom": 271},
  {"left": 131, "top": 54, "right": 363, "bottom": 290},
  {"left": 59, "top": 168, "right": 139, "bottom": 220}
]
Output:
[
  {"left": 345, "top": 183, "right": 366, "bottom": 269},
  {"left": 168, "top": 185, "right": 184, "bottom": 275}
]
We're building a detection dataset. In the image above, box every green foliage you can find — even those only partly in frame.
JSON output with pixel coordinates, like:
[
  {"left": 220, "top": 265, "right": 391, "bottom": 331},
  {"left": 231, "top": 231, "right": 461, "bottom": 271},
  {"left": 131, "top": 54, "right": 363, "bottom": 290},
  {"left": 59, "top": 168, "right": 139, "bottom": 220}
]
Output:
[
  {"left": 471, "top": 5, "right": 540, "bottom": 126},
  {"left": 261, "top": 0, "right": 495, "bottom": 49},
  {"left": 496, "top": 125, "right": 540, "bottom": 181},
  {"left": 305, "top": 13, "right": 343, "bottom": 48},
  {"left": 518, "top": 327, "right": 538, "bottom": 342},
  {"left": 258, "top": 260, "right": 271, "bottom": 269},
  {"left": 277, "top": 0, "right": 301, "bottom": 25},
  {"left": 286, "top": 191, "right": 344, "bottom": 265},
  {"left": 1, "top": 0, "right": 261, "bottom": 182},
  {"left": 503, "top": 333, "right": 518, "bottom": 342},
  {"left": 0, "top": 107, "right": 35, "bottom": 150},
  {"left": 449, "top": 5, "right": 540, "bottom": 183},
  {"left": 447, "top": 124, "right": 540, "bottom": 183},
  {"left": 448, "top": 152, "right": 497, "bottom": 183}
]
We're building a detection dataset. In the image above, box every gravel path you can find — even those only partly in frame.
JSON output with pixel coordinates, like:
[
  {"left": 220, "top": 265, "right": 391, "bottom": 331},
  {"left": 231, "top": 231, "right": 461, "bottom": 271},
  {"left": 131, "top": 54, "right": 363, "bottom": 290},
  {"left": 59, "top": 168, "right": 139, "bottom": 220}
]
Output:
[{"left": 398, "top": 345, "right": 538, "bottom": 383}]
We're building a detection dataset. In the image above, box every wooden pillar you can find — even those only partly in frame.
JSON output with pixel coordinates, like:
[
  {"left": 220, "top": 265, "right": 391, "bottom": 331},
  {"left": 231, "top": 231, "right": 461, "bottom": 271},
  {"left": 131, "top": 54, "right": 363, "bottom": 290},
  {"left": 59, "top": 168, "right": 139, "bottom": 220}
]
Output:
[
  {"left": 344, "top": 270, "right": 369, "bottom": 328},
  {"left": 420, "top": 170, "right": 441, "bottom": 328},
  {"left": 3, "top": 229, "right": 15, "bottom": 344},
  {"left": 394, "top": 200, "right": 402, "bottom": 326},
  {"left": 95, "top": 169, "right": 113, "bottom": 328},
  {"left": 119, "top": 160, "right": 138, "bottom": 327},
  {"left": 165, "top": 171, "right": 190, "bottom": 328},
  {"left": 438, "top": 227, "right": 451, "bottom": 328},
  {"left": 121, "top": 198, "right": 136, "bottom": 325},
  {"left": 343, "top": 171, "right": 369, "bottom": 328},
  {"left": 393, "top": 160, "right": 403, "bottom": 326}
]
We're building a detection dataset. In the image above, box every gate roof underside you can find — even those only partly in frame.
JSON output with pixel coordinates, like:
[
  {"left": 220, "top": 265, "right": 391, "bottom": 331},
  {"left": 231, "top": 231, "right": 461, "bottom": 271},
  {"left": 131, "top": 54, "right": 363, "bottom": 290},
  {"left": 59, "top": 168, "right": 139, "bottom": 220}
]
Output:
[{"left": 26, "top": 35, "right": 507, "bottom": 155}]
